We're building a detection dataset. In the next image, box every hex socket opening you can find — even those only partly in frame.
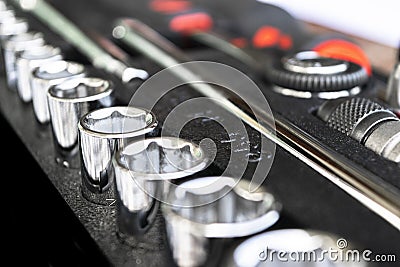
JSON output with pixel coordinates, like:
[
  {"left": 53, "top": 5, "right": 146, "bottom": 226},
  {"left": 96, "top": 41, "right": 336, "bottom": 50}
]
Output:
[
  {"left": 35, "top": 60, "right": 85, "bottom": 81},
  {"left": 48, "top": 77, "right": 111, "bottom": 100},
  {"left": 116, "top": 137, "right": 208, "bottom": 181},
  {"left": 80, "top": 106, "right": 156, "bottom": 137}
]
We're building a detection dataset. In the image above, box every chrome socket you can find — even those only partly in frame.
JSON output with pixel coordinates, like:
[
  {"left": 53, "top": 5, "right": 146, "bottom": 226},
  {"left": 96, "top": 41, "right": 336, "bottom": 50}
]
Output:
[
  {"left": 162, "top": 177, "right": 280, "bottom": 267},
  {"left": 386, "top": 62, "right": 400, "bottom": 109},
  {"left": 0, "top": 17, "right": 29, "bottom": 47},
  {"left": 0, "top": 9, "right": 15, "bottom": 24},
  {"left": 78, "top": 106, "right": 157, "bottom": 205},
  {"left": 32, "top": 60, "right": 85, "bottom": 124},
  {"left": 47, "top": 77, "right": 114, "bottom": 167},
  {"left": 0, "top": 1, "right": 7, "bottom": 10},
  {"left": 16, "top": 45, "right": 62, "bottom": 102},
  {"left": 0, "top": 17, "right": 28, "bottom": 40},
  {"left": 113, "top": 137, "right": 209, "bottom": 237},
  {"left": 3, "top": 32, "right": 44, "bottom": 88},
  {"left": 0, "top": 2, "right": 28, "bottom": 40}
]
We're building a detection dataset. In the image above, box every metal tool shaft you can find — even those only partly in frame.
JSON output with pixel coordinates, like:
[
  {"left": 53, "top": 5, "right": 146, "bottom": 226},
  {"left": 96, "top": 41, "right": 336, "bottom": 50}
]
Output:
[
  {"left": 387, "top": 62, "right": 400, "bottom": 109},
  {"left": 190, "top": 31, "right": 262, "bottom": 71},
  {"left": 11, "top": 0, "right": 148, "bottom": 82},
  {"left": 113, "top": 18, "right": 400, "bottom": 230}
]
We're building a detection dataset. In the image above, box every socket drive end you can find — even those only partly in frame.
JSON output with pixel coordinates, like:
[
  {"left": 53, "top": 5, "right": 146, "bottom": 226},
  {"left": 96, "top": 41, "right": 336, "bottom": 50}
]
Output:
[{"left": 121, "top": 67, "right": 149, "bottom": 82}]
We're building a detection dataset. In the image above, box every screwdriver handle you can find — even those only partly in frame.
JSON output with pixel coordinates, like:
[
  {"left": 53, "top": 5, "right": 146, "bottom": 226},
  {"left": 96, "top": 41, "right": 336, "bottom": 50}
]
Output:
[
  {"left": 143, "top": 0, "right": 371, "bottom": 73},
  {"left": 194, "top": 0, "right": 371, "bottom": 73}
]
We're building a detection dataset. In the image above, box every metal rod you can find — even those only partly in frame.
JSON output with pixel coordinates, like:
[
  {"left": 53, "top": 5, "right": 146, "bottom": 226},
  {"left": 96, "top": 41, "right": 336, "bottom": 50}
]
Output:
[
  {"left": 87, "top": 30, "right": 132, "bottom": 66},
  {"left": 11, "top": 0, "right": 148, "bottom": 83},
  {"left": 113, "top": 18, "right": 400, "bottom": 230},
  {"left": 190, "top": 31, "right": 263, "bottom": 71}
]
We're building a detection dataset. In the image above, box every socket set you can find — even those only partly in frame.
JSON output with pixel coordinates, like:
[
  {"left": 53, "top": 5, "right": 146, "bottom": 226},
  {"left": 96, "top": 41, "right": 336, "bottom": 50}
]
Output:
[{"left": 3, "top": 0, "right": 400, "bottom": 266}]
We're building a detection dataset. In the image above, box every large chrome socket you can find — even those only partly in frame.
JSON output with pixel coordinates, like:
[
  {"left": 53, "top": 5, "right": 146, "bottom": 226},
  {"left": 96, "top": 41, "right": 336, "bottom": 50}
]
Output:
[
  {"left": 3, "top": 32, "right": 44, "bottom": 88},
  {"left": 162, "top": 177, "right": 281, "bottom": 267},
  {"left": 16, "top": 45, "right": 62, "bottom": 102},
  {"left": 47, "top": 77, "right": 114, "bottom": 168},
  {"left": 223, "top": 229, "right": 368, "bottom": 267},
  {"left": 32, "top": 60, "right": 85, "bottom": 124},
  {"left": 113, "top": 137, "right": 209, "bottom": 237},
  {"left": 387, "top": 62, "right": 400, "bottom": 109},
  {"left": 0, "top": 8, "right": 15, "bottom": 25},
  {"left": 78, "top": 106, "right": 157, "bottom": 205}
]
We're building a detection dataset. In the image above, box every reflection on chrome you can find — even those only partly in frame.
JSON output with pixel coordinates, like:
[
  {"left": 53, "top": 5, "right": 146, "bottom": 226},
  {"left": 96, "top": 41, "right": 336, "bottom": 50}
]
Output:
[
  {"left": 162, "top": 177, "right": 280, "bottom": 267},
  {"left": 78, "top": 106, "right": 157, "bottom": 205},
  {"left": 47, "top": 77, "right": 113, "bottom": 167},
  {"left": 113, "top": 137, "right": 208, "bottom": 237}
]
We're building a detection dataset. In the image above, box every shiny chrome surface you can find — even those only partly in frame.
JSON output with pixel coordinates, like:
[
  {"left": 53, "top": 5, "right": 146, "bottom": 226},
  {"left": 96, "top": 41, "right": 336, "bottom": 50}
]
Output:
[
  {"left": 190, "top": 31, "right": 261, "bottom": 70},
  {"left": 113, "top": 137, "right": 208, "bottom": 236},
  {"left": 114, "top": 18, "right": 400, "bottom": 230},
  {"left": 272, "top": 85, "right": 361, "bottom": 99},
  {"left": 224, "top": 229, "right": 367, "bottom": 267},
  {"left": 162, "top": 177, "right": 280, "bottom": 267},
  {"left": 3, "top": 31, "right": 44, "bottom": 88},
  {"left": 0, "top": 17, "right": 28, "bottom": 39},
  {"left": 318, "top": 97, "right": 400, "bottom": 163},
  {"left": 0, "top": 1, "right": 7, "bottom": 10},
  {"left": 283, "top": 51, "right": 349, "bottom": 75},
  {"left": 32, "top": 60, "right": 85, "bottom": 123},
  {"left": 386, "top": 62, "right": 400, "bottom": 109},
  {"left": 47, "top": 77, "right": 113, "bottom": 167},
  {"left": 16, "top": 45, "right": 62, "bottom": 102},
  {"left": 78, "top": 106, "right": 157, "bottom": 205},
  {"left": 364, "top": 121, "right": 400, "bottom": 163}
]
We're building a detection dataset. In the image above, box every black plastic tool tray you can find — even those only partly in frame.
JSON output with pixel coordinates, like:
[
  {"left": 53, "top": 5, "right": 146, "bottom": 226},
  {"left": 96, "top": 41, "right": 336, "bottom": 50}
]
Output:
[{"left": 5, "top": 1, "right": 400, "bottom": 266}]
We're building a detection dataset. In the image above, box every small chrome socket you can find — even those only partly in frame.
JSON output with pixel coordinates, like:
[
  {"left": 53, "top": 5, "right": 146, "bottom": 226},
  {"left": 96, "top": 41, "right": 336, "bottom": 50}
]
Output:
[
  {"left": 162, "top": 177, "right": 280, "bottom": 267},
  {"left": 32, "top": 60, "right": 85, "bottom": 124},
  {"left": 47, "top": 77, "right": 114, "bottom": 168}
]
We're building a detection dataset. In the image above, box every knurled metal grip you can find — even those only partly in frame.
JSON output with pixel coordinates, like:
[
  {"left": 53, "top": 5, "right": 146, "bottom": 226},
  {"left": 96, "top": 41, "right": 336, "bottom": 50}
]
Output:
[
  {"left": 325, "top": 98, "right": 387, "bottom": 136},
  {"left": 318, "top": 97, "right": 400, "bottom": 162}
]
